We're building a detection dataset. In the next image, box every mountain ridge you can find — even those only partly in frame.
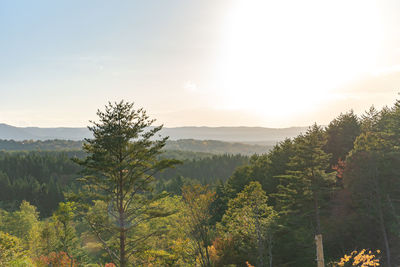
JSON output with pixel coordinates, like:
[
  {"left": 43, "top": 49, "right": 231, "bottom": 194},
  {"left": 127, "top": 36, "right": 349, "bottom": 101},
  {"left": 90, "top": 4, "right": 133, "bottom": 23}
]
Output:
[{"left": 0, "top": 123, "right": 308, "bottom": 144}]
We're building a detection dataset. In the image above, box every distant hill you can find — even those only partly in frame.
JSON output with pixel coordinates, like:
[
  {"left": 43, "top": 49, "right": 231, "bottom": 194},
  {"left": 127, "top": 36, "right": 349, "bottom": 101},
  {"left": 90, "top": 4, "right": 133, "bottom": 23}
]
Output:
[
  {"left": 164, "top": 139, "right": 271, "bottom": 155},
  {"left": 0, "top": 124, "right": 91, "bottom": 141},
  {"left": 0, "top": 139, "right": 270, "bottom": 155},
  {"left": 0, "top": 139, "right": 84, "bottom": 151},
  {"left": 160, "top": 126, "right": 308, "bottom": 145},
  {"left": 0, "top": 123, "right": 307, "bottom": 144}
]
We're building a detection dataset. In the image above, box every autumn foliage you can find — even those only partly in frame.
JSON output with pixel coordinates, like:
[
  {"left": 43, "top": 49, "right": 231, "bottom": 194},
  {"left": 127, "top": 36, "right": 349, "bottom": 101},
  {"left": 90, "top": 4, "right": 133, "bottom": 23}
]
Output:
[
  {"left": 335, "top": 249, "right": 380, "bottom": 267},
  {"left": 35, "top": 251, "right": 77, "bottom": 267}
]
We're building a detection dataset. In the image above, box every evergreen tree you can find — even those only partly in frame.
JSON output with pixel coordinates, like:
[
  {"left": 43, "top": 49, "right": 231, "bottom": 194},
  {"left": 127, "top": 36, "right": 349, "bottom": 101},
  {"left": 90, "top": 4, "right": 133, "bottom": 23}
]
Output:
[
  {"left": 276, "top": 124, "right": 336, "bottom": 266},
  {"left": 343, "top": 105, "right": 400, "bottom": 267},
  {"left": 324, "top": 111, "right": 361, "bottom": 167},
  {"left": 225, "top": 139, "right": 295, "bottom": 206},
  {"left": 71, "top": 101, "right": 179, "bottom": 267}
]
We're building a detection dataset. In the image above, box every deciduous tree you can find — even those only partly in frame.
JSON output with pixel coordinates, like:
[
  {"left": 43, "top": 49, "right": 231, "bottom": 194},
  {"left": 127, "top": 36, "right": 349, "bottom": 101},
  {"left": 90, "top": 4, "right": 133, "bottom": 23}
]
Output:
[
  {"left": 218, "top": 181, "right": 277, "bottom": 267},
  {"left": 181, "top": 184, "right": 215, "bottom": 267}
]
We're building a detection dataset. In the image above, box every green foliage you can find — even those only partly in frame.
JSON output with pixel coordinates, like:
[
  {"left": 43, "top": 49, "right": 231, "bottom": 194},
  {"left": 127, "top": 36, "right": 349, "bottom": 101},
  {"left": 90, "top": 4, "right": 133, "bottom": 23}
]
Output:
[
  {"left": 0, "top": 151, "right": 82, "bottom": 216},
  {"left": 0, "top": 138, "right": 270, "bottom": 156},
  {"left": 2, "top": 99, "right": 400, "bottom": 266},
  {"left": 164, "top": 139, "right": 271, "bottom": 155},
  {"left": 156, "top": 154, "right": 249, "bottom": 187},
  {"left": 0, "top": 201, "right": 41, "bottom": 255},
  {"left": 0, "top": 139, "right": 84, "bottom": 151},
  {"left": 276, "top": 125, "right": 335, "bottom": 215},
  {"left": 129, "top": 195, "right": 193, "bottom": 266},
  {"left": 0, "top": 231, "right": 32, "bottom": 266},
  {"left": 160, "top": 149, "right": 214, "bottom": 160},
  {"left": 71, "top": 101, "right": 180, "bottom": 266},
  {"left": 324, "top": 110, "right": 361, "bottom": 167},
  {"left": 225, "top": 139, "right": 295, "bottom": 203},
  {"left": 52, "top": 202, "right": 86, "bottom": 264},
  {"left": 0, "top": 202, "right": 41, "bottom": 266},
  {"left": 0, "top": 150, "right": 245, "bottom": 217},
  {"left": 216, "top": 182, "right": 278, "bottom": 267},
  {"left": 273, "top": 125, "right": 336, "bottom": 266},
  {"left": 341, "top": 103, "right": 400, "bottom": 266},
  {"left": 181, "top": 184, "right": 215, "bottom": 267}
]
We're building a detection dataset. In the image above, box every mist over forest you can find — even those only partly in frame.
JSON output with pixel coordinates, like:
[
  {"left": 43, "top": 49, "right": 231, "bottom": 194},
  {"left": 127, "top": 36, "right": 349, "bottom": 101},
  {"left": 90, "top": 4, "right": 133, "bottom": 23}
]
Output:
[{"left": 0, "top": 123, "right": 306, "bottom": 144}]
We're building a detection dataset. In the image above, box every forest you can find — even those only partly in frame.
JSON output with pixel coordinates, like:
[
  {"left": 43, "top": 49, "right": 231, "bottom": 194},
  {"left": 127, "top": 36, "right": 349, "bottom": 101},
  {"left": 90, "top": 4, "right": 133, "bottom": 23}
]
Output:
[
  {"left": 1, "top": 99, "right": 399, "bottom": 267},
  {"left": 0, "top": 139, "right": 270, "bottom": 156}
]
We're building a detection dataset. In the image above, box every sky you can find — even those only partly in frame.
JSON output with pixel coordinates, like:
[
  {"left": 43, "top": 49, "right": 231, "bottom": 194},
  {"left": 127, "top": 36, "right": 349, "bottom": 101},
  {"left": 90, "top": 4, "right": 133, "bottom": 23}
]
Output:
[{"left": 1, "top": 0, "right": 400, "bottom": 128}]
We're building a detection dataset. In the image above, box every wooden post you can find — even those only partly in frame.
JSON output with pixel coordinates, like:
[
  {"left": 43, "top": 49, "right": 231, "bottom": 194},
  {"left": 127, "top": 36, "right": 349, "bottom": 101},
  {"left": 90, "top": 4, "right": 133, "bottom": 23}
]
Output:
[{"left": 315, "top": 234, "right": 324, "bottom": 267}]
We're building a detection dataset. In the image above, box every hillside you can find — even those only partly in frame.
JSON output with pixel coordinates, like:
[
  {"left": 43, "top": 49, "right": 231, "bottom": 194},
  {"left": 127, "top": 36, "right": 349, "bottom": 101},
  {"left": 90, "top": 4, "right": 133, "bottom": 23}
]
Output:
[
  {"left": 0, "top": 138, "right": 271, "bottom": 155},
  {"left": 164, "top": 139, "right": 271, "bottom": 155},
  {"left": 0, "top": 123, "right": 307, "bottom": 144}
]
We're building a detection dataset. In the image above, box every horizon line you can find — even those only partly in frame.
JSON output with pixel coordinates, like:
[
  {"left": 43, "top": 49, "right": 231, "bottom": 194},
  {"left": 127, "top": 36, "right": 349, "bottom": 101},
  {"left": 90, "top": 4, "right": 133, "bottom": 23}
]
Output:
[{"left": 0, "top": 122, "right": 312, "bottom": 130}]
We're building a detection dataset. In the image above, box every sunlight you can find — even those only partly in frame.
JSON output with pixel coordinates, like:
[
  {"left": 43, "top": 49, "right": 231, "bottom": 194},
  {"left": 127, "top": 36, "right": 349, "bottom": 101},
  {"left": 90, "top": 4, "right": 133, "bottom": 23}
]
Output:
[{"left": 216, "top": 0, "right": 384, "bottom": 120}]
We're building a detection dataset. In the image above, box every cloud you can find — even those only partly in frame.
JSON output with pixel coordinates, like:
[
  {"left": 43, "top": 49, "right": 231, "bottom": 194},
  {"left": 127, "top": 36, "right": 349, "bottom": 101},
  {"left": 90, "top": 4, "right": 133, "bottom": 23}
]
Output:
[{"left": 183, "top": 80, "right": 199, "bottom": 92}]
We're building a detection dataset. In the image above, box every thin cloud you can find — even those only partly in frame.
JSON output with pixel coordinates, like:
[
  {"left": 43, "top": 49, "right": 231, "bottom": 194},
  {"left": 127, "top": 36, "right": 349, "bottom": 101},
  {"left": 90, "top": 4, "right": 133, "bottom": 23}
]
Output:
[{"left": 183, "top": 81, "right": 199, "bottom": 92}]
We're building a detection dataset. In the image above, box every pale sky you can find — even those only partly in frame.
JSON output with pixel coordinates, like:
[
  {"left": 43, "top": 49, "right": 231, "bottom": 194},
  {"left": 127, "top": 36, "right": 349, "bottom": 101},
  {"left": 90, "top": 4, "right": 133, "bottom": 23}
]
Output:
[{"left": 1, "top": 0, "right": 400, "bottom": 127}]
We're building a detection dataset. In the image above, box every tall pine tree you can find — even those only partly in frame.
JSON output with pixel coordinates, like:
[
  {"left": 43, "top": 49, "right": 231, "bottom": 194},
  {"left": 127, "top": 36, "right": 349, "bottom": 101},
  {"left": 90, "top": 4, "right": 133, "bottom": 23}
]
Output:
[
  {"left": 71, "top": 101, "right": 179, "bottom": 267},
  {"left": 276, "top": 124, "right": 335, "bottom": 266}
]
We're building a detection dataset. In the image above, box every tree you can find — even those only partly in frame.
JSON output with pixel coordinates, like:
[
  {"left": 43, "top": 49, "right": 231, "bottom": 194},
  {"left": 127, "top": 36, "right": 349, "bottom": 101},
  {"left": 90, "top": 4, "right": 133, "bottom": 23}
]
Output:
[
  {"left": 344, "top": 131, "right": 399, "bottom": 267},
  {"left": 225, "top": 139, "right": 295, "bottom": 206},
  {"left": 324, "top": 111, "right": 361, "bottom": 168},
  {"left": 71, "top": 101, "right": 180, "bottom": 267},
  {"left": 0, "top": 231, "right": 32, "bottom": 266},
  {"left": 217, "top": 181, "right": 277, "bottom": 267},
  {"left": 130, "top": 195, "right": 193, "bottom": 266},
  {"left": 52, "top": 202, "right": 84, "bottom": 265},
  {"left": 0, "top": 201, "right": 41, "bottom": 258},
  {"left": 181, "top": 184, "right": 215, "bottom": 267},
  {"left": 38, "top": 220, "right": 57, "bottom": 258},
  {"left": 276, "top": 124, "right": 336, "bottom": 266}
]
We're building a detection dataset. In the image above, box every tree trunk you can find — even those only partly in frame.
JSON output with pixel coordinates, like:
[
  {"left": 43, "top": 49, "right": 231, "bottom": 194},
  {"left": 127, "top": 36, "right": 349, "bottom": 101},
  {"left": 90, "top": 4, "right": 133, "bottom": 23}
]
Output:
[
  {"left": 314, "top": 191, "right": 324, "bottom": 267},
  {"left": 205, "top": 245, "right": 212, "bottom": 267},
  {"left": 119, "top": 199, "right": 127, "bottom": 267},
  {"left": 119, "top": 173, "right": 127, "bottom": 267},
  {"left": 315, "top": 234, "right": 324, "bottom": 267},
  {"left": 268, "top": 234, "right": 273, "bottom": 267},
  {"left": 255, "top": 214, "right": 264, "bottom": 267},
  {"left": 197, "top": 239, "right": 206, "bottom": 267},
  {"left": 376, "top": 190, "right": 391, "bottom": 266},
  {"left": 374, "top": 165, "right": 391, "bottom": 267},
  {"left": 378, "top": 206, "right": 391, "bottom": 267},
  {"left": 120, "top": 229, "right": 127, "bottom": 267}
]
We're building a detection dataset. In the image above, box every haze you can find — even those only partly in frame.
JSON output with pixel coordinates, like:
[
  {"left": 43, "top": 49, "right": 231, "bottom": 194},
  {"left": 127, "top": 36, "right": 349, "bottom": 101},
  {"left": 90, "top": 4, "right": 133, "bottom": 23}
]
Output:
[{"left": 1, "top": 0, "right": 399, "bottom": 127}]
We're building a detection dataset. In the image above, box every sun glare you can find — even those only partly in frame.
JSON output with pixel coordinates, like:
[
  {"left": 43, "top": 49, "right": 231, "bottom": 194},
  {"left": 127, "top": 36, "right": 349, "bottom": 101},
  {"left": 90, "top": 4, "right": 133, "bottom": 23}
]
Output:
[{"left": 216, "top": 0, "right": 384, "bottom": 123}]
